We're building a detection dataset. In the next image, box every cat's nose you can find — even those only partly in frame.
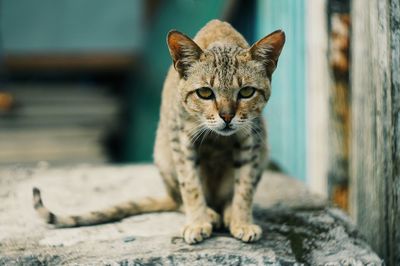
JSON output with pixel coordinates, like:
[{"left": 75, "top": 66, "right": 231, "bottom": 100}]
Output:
[{"left": 219, "top": 112, "right": 234, "bottom": 124}]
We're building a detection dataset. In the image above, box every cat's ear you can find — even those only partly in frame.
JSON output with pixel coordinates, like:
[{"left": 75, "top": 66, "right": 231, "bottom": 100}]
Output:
[
  {"left": 167, "top": 30, "right": 203, "bottom": 78},
  {"left": 250, "top": 30, "right": 285, "bottom": 76}
]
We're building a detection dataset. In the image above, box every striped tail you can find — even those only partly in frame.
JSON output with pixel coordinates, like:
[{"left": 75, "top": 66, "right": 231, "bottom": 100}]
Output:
[{"left": 32, "top": 187, "right": 178, "bottom": 227}]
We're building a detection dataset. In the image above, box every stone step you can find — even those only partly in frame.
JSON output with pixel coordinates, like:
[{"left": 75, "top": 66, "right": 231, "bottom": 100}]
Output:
[{"left": 0, "top": 164, "right": 382, "bottom": 265}]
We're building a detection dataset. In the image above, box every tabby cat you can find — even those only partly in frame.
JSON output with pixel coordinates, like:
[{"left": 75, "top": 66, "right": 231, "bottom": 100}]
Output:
[{"left": 33, "top": 20, "right": 285, "bottom": 244}]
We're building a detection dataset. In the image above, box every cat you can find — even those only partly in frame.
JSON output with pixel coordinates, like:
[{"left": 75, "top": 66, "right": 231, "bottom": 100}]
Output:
[{"left": 33, "top": 19, "right": 285, "bottom": 244}]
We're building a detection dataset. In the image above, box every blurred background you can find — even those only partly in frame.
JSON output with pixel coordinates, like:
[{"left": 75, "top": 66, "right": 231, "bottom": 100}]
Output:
[
  {"left": 1, "top": 0, "right": 399, "bottom": 263},
  {"left": 0, "top": 0, "right": 348, "bottom": 199}
]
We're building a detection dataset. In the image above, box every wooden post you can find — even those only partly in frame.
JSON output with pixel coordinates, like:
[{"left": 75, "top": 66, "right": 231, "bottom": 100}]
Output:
[
  {"left": 306, "top": 0, "right": 330, "bottom": 196},
  {"left": 327, "top": 1, "right": 351, "bottom": 211},
  {"left": 351, "top": 0, "right": 400, "bottom": 264}
]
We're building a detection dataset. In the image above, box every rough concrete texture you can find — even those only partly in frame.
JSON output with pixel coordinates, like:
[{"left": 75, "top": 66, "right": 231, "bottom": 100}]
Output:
[{"left": 0, "top": 164, "right": 382, "bottom": 265}]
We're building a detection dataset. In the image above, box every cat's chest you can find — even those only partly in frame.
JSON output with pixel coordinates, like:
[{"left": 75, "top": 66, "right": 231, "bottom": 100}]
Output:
[{"left": 195, "top": 135, "right": 235, "bottom": 162}]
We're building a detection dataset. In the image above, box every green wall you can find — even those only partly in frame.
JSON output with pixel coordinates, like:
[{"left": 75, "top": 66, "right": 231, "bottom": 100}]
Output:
[{"left": 0, "top": 0, "right": 144, "bottom": 53}]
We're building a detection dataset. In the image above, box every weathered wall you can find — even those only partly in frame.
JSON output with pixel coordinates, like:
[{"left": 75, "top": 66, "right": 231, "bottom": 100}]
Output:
[
  {"left": 350, "top": 0, "right": 400, "bottom": 264},
  {"left": 389, "top": 1, "right": 400, "bottom": 265}
]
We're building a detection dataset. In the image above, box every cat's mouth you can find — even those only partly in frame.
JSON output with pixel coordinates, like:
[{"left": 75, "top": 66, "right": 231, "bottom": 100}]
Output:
[{"left": 215, "top": 124, "right": 236, "bottom": 136}]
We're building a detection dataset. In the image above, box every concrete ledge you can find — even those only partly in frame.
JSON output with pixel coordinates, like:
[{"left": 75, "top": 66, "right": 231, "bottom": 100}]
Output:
[{"left": 0, "top": 164, "right": 382, "bottom": 265}]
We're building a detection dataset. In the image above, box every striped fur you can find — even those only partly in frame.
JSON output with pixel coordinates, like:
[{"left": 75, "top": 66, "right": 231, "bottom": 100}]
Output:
[
  {"left": 155, "top": 20, "right": 284, "bottom": 244},
  {"left": 32, "top": 20, "right": 285, "bottom": 244},
  {"left": 33, "top": 187, "right": 177, "bottom": 227}
]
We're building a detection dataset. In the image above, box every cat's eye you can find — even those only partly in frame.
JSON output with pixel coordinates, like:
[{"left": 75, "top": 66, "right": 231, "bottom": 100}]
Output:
[
  {"left": 239, "top": 86, "right": 256, "bottom": 99},
  {"left": 196, "top": 87, "right": 214, "bottom": 100}
]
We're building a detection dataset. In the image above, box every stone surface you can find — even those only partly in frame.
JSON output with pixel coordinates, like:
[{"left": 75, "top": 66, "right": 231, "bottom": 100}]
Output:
[{"left": 0, "top": 164, "right": 382, "bottom": 265}]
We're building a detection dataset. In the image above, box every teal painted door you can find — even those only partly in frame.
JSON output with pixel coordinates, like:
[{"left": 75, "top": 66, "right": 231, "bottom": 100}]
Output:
[
  {"left": 124, "top": 0, "right": 227, "bottom": 162},
  {"left": 256, "top": 0, "right": 306, "bottom": 180}
]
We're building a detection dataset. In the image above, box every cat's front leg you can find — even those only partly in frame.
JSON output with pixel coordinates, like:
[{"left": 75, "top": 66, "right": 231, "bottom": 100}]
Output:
[
  {"left": 228, "top": 134, "right": 263, "bottom": 242},
  {"left": 171, "top": 128, "right": 216, "bottom": 244}
]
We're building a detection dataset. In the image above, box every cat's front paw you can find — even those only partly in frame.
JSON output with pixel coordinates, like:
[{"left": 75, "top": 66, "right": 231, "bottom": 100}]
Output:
[
  {"left": 230, "top": 223, "right": 262, "bottom": 242},
  {"left": 206, "top": 207, "right": 221, "bottom": 229},
  {"left": 182, "top": 222, "right": 212, "bottom": 244}
]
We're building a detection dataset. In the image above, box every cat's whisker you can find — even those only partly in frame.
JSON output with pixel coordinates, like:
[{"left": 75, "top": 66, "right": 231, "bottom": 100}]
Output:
[
  {"left": 188, "top": 122, "right": 209, "bottom": 144},
  {"left": 199, "top": 128, "right": 213, "bottom": 147},
  {"left": 250, "top": 123, "right": 267, "bottom": 146},
  {"left": 188, "top": 128, "right": 203, "bottom": 144},
  {"left": 236, "top": 121, "right": 252, "bottom": 137},
  {"left": 191, "top": 128, "right": 207, "bottom": 144},
  {"left": 241, "top": 124, "right": 254, "bottom": 139},
  {"left": 186, "top": 121, "right": 206, "bottom": 139}
]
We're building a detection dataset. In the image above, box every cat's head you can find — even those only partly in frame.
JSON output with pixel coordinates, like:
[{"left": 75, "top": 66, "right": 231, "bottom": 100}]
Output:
[{"left": 167, "top": 29, "right": 285, "bottom": 136}]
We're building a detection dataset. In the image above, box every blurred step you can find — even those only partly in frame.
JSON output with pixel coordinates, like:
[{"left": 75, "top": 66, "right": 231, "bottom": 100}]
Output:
[
  {"left": 0, "top": 83, "right": 120, "bottom": 166},
  {"left": 3, "top": 84, "right": 114, "bottom": 102},
  {"left": 0, "top": 145, "right": 105, "bottom": 165},
  {"left": 2, "top": 104, "right": 118, "bottom": 119},
  {"left": 0, "top": 115, "right": 115, "bottom": 128}
]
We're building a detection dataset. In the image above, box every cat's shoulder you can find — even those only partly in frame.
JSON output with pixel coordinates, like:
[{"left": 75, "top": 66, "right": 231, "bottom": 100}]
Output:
[{"left": 194, "top": 19, "right": 249, "bottom": 49}]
